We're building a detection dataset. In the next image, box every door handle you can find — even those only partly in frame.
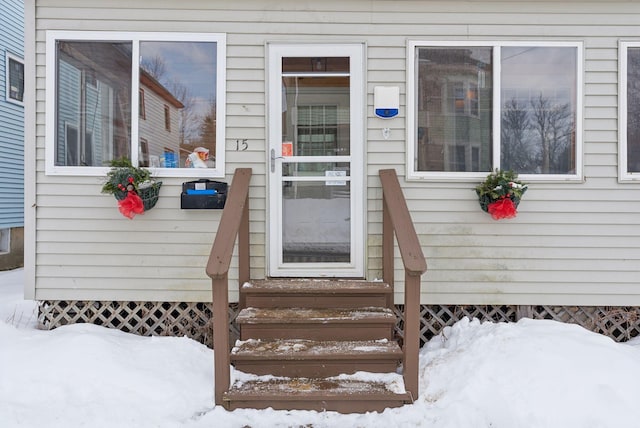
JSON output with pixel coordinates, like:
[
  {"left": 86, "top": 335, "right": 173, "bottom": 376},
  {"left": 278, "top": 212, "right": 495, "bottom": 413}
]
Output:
[{"left": 270, "top": 148, "right": 284, "bottom": 173}]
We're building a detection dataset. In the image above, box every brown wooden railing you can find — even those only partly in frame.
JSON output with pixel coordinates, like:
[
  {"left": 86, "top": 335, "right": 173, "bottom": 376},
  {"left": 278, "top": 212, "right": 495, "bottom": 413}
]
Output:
[
  {"left": 206, "top": 167, "right": 423, "bottom": 405},
  {"left": 206, "top": 168, "right": 252, "bottom": 406},
  {"left": 379, "top": 169, "right": 428, "bottom": 401}
]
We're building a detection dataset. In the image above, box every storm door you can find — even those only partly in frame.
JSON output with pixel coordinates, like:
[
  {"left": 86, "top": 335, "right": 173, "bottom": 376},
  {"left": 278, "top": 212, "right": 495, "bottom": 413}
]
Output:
[{"left": 267, "top": 44, "right": 365, "bottom": 277}]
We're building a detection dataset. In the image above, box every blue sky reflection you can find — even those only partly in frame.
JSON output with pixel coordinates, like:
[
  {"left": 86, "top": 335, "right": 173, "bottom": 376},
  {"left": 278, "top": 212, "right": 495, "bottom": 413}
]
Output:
[{"left": 140, "top": 41, "right": 217, "bottom": 119}]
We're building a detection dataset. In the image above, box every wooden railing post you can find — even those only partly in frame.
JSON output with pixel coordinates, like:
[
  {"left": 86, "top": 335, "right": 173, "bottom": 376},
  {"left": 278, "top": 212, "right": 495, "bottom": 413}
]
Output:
[
  {"left": 212, "top": 275, "right": 230, "bottom": 406},
  {"left": 379, "top": 169, "right": 427, "bottom": 402},
  {"left": 238, "top": 192, "right": 250, "bottom": 307},
  {"left": 382, "top": 193, "right": 395, "bottom": 309},
  {"left": 403, "top": 273, "right": 421, "bottom": 398},
  {"left": 206, "top": 168, "right": 252, "bottom": 407}
]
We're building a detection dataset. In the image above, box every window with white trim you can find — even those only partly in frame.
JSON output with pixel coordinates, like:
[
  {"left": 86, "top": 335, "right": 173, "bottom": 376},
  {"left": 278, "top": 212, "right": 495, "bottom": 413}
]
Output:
[
  {"left": 407, "top": 41, "right": 582, "bottom": 180},
  {"left": 620, "top": 42, "right": 640, "bottom": 180},
  {"left": 5, "top": 52, "right": 24, "bottom": 105},
  {"left": 45, "top": 31, "right": 226, "bottom": 177}
]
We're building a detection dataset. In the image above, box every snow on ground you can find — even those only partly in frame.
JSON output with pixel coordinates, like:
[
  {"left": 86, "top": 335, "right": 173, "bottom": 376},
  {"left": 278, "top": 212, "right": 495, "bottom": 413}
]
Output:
[
  {"left": 2, "top": 268, "right": 640, "bottom": 428},
  {"left": 0, "top": 269, "right": 38, "bottom": 329}
]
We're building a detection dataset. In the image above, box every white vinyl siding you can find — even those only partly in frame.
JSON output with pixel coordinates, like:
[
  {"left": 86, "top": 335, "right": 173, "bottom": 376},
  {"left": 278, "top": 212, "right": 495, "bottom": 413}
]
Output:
[{"left": 26, "top": 0, "right": 640, "bottom": 306}]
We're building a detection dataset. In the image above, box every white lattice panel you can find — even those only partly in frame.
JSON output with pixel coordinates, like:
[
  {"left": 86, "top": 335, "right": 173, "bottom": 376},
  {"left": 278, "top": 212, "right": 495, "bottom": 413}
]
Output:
[{"left": 39, "top": 301, "right": 640, "bottom": 347}]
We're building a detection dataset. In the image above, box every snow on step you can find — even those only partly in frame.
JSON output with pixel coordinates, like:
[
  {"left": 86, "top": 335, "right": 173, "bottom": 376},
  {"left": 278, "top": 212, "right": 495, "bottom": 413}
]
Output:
[
  {"left": 242, "top": 279, "right": 392, "bottom": 294},
  {"left": 231, "top": 375, "right": 405, "bottom": 395},
  {"left": 231, "top": 338, "right": 403, "bottom": 377},
  {"left": 224, "top": 371, "right": 412, "bottom": 412},
  {"left": 232, "top": 338, "right": 402, "bottom": 359},
  {"left": 236, "top": 307, "right": 396, "bottom": 323}
]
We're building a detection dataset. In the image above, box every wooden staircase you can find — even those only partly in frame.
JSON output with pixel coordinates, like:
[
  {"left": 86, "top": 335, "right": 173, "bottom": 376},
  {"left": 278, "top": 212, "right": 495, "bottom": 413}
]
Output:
[
  {"left": 224, "top": 279, "right": 412, "bottom": 412},
  {"left": 207, "top": 168, "right": 427, "bottom": 414}
]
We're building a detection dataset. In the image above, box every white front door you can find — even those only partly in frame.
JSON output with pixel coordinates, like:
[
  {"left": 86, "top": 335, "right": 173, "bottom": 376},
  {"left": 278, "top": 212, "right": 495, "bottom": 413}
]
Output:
[{"left": 267, "top": 43, "right": 365, "bottom": 277}]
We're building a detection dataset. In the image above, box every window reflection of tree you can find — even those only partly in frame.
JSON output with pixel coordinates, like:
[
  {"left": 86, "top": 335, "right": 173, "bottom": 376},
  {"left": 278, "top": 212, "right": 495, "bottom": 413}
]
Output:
[
  {"left": 501, "top": 95, "right": 574, "bottom": 174},
  {"left": 627, "top": 48, "right": 640, "bottom": 173}
]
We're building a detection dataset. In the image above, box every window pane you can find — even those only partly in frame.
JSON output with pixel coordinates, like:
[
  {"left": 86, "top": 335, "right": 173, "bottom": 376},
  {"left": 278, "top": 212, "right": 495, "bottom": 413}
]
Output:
[
  {"left": 627, "top": 48, "right": 640, "bottom": 173},
  {"left": 139, "top": 41, "right": 218, "bottom": 169},
  {"left": 8, "top": 57, "right": 24, "bottom": 102},
  {"left": 55, "top": 41, "right": 132, "bottom": 166},
  {"left": 501, "top": 46, "right": 577, "bottom": 174},
  {"left": 415, "top": 47, "right": 493, "bottom": 172}
]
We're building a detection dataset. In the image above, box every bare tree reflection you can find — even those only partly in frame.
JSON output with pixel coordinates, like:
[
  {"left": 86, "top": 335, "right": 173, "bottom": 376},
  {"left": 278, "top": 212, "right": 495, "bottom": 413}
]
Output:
[{"left": 502, "top": 95, "right": 575, "bottom": 174}]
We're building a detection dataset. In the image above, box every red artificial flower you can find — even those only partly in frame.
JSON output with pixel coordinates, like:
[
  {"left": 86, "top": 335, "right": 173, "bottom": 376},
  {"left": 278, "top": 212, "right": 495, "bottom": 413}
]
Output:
[
  {"left": 487, "top": 198, "right": 517, "bottom": 220},
  {"left": 117, "top": 191, "right": 145, "bottom": 219}
]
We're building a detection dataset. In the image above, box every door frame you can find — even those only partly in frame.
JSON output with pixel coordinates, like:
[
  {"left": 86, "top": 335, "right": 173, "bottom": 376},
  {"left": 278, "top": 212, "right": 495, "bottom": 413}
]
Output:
[{"left": 266, "top": 42, "right": 366, "bottom": 278}]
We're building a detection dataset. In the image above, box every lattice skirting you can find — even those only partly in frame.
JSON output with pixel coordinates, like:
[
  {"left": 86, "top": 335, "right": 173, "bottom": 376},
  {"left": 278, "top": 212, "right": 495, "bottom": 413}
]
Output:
[
  {"left": 38, "top": 301, "right": 640, "bottom": 348},
  {"left": 38, "top": 300, "right": 238, "bottom": 348}
]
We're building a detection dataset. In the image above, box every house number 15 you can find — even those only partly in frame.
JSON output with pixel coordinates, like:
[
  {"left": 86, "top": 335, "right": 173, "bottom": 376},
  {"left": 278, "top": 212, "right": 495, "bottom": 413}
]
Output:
[{"left": 235, "top": 139, "right": 248, "bottom": 151}]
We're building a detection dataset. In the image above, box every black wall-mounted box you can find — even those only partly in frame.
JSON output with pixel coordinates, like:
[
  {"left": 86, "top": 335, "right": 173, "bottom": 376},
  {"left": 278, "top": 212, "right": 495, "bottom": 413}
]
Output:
[{"left": 180, "top": 179, "right": 227, "bottom": 209}]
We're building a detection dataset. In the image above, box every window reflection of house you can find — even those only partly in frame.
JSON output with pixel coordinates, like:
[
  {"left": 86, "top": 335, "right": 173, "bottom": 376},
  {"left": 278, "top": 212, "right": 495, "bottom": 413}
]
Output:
[
  {"left": 416, "top": 47, "right": 492, "bottom": 172},
  {"left": 55, "top": 41, "right": 184, "bottom": 167},
  {"left": 55, "top": 41, "right": 132, "bottom": 167},
  {"left": 139, "top": 138, "right": 149, "bottom": 167},
  {"left": 138, "top": 70, "right": 183, "bottom": 167},
  {"left": 139, "top": 88, "right": 146, "bottom": 119}
]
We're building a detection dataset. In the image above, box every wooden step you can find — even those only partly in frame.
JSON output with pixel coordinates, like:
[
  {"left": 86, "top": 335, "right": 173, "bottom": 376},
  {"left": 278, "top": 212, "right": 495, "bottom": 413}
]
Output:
[
  {"left": 231, "top": 338, "right": 402, "bottom": 377},
  {"left": 241, "top": 279, "right": 392, "bottom": 309},
  {"left": 224, "top": 377, "right": 412, "bottom": 413},
  {"left": 229, "top": 278, "right": 406, "bottom": 413},
  {"left": 236, "top": 307, "right": 396, "bottom": 341}
]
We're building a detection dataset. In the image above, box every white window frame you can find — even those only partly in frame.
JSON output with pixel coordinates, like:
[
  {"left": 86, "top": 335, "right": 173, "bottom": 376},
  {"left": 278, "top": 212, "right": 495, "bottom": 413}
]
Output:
[
  {"left": 45, "top": 31, "right": 226, "bottom": 178},
  {"left": 406, "top": 40, "right": 584, "bottom": 182},
  {"left": 619, "top": 41, "right": 640, "bottom": 182},
  {"left": 5, "top": 51, "right": 24, "bottom": 106}
]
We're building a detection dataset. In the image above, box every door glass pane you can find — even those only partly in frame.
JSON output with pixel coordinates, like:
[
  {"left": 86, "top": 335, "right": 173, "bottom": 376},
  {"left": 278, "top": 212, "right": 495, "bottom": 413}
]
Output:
[
  {"left": 282, "top": 181, "right": 351, "bottom": 263},
  {"left": 282, "top": 75, "right": 351, "bottom": 162},
  {"left": 280, "top": 56, "right": 352, "bottom": 265},
  {"left": 283, "top": 57, "right": 349, "bottom": 73},
  {"left": 282, "top": 162, "right": 350, "bottom": 177}
]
